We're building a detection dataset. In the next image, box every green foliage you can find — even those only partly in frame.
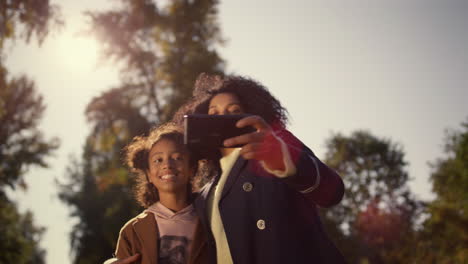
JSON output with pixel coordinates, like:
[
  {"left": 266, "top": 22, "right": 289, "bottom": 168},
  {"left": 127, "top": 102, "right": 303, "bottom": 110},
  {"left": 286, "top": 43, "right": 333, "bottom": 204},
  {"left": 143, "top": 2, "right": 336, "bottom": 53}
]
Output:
[
  {"left": 0, "top": 0, "right": 63, "bottom": 52},
  {"left": 323, "top": 130, "right": 421, "bottom": 263},
  {"left": 0, "top": 1, "right": 61, "bottom": 263},
  {"left": 58, "top": 1, "right": 225, "bottom": 263},
  {"left": 0, "top": 193, "right": 45, "bottom": 264},
  {"left": 413, "top": 120, "right": 468, "bottom": 263},
  {"left": 0, "top": 65, "right": 59, "bottom": 189},
  {"left": 0, "top": 0, "right": 62, "bottom": 190},
  {"left": 58, "top": 147, "right": 139, "bottom": 264},
  {"left": 0, "top": 65, "right": 57, "bottom": 264},
  {"left": 87, "top": 0, "right": 224, "bottom": 123},
  {"left": 431, "top": 121, "right": 468, "bottom": 208}
]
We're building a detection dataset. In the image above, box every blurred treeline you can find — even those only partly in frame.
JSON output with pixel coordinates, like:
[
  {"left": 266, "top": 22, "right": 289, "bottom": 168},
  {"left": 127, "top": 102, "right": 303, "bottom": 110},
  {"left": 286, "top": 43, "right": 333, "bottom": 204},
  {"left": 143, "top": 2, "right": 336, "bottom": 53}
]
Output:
[
  {"left": 0, "top": 1, "right": 61, "bottom": 263},
  {"left": 1, "top": 1, "right": 467, "bottom": 264}
]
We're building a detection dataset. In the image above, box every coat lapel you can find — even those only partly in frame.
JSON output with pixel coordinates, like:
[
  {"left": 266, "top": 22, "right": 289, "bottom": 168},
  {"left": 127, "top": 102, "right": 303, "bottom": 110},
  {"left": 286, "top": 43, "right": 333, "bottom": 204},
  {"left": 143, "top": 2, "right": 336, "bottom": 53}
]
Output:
[
  {"left": 221, "top": 156, "right": 247, "bottom": 199},
  {"left": 133, "top": 212, "right": 158, "bottom": 264}
]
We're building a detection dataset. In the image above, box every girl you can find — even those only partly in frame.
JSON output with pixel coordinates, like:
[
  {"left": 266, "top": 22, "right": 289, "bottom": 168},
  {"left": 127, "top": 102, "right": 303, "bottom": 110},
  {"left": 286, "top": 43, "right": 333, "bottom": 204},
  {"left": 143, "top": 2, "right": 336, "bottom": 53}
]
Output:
[{"left": 106, "top": 123, "right": 207, "bottom": 264}]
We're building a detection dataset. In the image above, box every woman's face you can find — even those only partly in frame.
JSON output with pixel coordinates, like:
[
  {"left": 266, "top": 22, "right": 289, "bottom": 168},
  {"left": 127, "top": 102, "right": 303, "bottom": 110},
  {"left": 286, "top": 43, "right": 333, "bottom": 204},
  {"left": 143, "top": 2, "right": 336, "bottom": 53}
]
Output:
[
  {"left": 147, "top": 138, "right": 192, "bottom": 194},
  {"left": 208, "top": 92, "right": 245, "bottom": 115}
]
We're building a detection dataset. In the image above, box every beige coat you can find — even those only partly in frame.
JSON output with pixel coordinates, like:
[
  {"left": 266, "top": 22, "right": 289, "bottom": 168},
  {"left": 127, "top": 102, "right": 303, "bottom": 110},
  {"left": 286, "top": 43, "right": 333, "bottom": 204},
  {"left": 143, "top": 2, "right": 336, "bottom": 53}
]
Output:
[{"left": 113, "top": 211, "right": 207, "bottom": 264}]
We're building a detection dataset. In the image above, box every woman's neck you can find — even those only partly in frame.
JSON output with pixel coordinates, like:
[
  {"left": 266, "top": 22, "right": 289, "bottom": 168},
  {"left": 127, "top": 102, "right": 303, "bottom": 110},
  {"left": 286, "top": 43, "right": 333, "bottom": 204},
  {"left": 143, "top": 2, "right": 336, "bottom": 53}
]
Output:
[{"left": 158, "top": 192, "right": 189, "bottom": 212}]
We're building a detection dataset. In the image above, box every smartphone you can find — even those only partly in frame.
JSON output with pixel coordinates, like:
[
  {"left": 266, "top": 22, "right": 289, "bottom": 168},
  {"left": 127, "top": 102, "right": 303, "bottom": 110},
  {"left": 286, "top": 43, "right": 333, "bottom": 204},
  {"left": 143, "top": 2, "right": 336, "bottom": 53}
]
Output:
[{"left": 184, "top": 114, "right": 256, "bottom": 148}]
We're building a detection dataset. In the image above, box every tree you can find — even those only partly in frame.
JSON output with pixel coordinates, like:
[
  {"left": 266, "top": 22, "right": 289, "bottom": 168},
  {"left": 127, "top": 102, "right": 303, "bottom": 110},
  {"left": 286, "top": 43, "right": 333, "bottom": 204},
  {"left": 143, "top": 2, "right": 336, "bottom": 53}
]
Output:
[
  {"left": 0, "top": 1, "right": 61, "bottom": 263},
  {"left": 1, "top": 0, "right": 62, "bottom": 190},
  {"left": 0, "top": 192, "right": 45, "bottom": 264},
  {"left": 87, "top": 0, "right": 224, "bottom": 123},
  {"left": 0, "top": 65, "right": 59, "bottom": 189},
  {"left": 413, "top": 119, "right": 468, "bottom": 263},
  {"left": 322, "top": 130, "right": 421, "bottom": 263},
  {"left": 58, "top": 91, "right": 147, "bottom": 264},
  {"left": 58, "top": 1, "right": 225, "bottom": 263},
  {"left": 0, "top": 0, "right": 62, "bottom": 53}
]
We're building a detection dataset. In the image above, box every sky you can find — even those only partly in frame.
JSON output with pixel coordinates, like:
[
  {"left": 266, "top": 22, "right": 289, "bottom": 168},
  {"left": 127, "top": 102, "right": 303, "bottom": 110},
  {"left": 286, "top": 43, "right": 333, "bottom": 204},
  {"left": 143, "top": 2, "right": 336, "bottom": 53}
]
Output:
[{"left": 5, "top": 1, "right": 468, "bottom": 263}]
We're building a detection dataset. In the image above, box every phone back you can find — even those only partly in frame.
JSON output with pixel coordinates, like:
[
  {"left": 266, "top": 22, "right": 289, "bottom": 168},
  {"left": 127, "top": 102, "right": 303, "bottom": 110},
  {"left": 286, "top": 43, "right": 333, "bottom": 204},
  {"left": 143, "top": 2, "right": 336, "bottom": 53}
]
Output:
[{"left": 184, "top": 114, "right": 255, "bottom": 148}]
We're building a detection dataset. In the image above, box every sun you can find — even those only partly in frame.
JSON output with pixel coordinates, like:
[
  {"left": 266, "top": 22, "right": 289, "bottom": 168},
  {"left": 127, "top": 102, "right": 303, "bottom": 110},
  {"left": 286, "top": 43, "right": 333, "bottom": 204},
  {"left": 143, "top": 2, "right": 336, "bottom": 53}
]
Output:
[{"left": 56, "top": 30, "right": 100, "bottom": 72}]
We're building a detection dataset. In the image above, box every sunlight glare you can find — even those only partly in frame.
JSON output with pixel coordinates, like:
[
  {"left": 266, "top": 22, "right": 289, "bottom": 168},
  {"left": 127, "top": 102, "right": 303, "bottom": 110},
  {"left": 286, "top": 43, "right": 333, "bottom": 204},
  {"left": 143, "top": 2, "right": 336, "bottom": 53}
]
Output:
[{"left": 56, "top": 31, "right": 100, "bottom": 71}]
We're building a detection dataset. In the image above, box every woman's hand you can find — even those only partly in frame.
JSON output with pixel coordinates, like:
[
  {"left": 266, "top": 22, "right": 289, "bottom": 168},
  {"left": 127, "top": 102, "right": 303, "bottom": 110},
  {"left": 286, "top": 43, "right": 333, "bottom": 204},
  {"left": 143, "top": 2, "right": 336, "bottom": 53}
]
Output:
[
  {"left": 223, "top": 115, "right": 285, "bottom": 170},
  {"left": 105, "top": 254, "right": 140, "bottom": 264}
]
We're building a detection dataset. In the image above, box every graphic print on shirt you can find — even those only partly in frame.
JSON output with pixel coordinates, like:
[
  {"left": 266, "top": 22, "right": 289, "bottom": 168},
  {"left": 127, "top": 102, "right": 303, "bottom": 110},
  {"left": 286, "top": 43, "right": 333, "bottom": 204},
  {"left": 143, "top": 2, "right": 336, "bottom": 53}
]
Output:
[{"left": 159, "top": 235, "right": 189, "bottom": 264}]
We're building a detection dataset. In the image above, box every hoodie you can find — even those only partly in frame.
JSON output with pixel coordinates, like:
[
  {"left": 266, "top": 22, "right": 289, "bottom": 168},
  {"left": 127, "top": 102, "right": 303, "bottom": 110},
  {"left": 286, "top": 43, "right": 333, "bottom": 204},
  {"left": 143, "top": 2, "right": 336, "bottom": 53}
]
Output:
[{"left": 146, "top": 202, "right": 197, "bottom": 264}]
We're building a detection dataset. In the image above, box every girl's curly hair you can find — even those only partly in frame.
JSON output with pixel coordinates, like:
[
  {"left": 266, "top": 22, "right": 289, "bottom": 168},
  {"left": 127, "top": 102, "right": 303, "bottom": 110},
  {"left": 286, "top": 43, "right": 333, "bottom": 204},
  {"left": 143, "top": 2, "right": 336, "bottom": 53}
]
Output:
[
  {"left": 124, "top": 122, "right": 197, "bottom": 208},
  {"left": 173, "top": 73, "right": 289, "bottom": 129}
]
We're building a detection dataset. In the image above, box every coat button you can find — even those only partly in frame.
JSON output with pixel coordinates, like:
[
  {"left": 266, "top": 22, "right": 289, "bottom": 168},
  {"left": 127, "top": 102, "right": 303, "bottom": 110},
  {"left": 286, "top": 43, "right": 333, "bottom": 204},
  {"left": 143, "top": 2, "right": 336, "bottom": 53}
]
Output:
[
  {"left": 257, "top": 219, "right": 266, "bottom": 230},
  {"left": 242, "top": 182, "right": 253, "bottom": 192}
]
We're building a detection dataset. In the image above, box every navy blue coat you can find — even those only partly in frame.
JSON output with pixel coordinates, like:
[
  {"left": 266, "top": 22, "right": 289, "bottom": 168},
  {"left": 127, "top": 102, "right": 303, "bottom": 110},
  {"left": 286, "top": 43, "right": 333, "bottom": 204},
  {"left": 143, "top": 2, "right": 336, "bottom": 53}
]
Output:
[{"left": 194, "top": 130, "right": 346, "bottom": 264}]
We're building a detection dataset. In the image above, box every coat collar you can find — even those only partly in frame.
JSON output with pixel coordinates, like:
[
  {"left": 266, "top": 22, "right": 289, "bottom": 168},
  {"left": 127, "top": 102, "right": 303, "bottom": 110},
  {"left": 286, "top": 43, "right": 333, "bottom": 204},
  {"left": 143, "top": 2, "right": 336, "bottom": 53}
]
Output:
[
  {"left": 195, "top": 156, "right": 248, "bottom": 207},
  {"left": 133, "top": 212, "right": 158, "bottom": 264}
]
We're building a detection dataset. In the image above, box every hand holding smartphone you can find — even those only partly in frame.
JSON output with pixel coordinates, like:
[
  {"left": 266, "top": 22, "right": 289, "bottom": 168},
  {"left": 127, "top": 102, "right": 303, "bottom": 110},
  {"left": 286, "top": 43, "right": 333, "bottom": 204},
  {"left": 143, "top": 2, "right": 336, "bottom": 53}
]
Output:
[{"left": 184, "top": 114, "right": 256, "bottom": 148}]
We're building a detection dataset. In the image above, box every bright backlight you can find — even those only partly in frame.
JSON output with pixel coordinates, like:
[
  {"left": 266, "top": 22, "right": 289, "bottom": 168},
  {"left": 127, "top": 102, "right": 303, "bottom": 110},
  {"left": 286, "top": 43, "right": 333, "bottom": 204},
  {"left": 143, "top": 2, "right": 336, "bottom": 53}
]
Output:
[{"left": 56, "top": 31, "right": 99, "bottom": 71}]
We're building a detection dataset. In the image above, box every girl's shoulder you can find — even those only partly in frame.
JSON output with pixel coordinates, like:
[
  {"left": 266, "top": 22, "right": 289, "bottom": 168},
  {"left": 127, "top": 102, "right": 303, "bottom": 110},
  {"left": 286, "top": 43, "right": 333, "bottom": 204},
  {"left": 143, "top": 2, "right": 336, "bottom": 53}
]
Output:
[{"left": 119, "top": 210, "right": 156, "bottom": 234}]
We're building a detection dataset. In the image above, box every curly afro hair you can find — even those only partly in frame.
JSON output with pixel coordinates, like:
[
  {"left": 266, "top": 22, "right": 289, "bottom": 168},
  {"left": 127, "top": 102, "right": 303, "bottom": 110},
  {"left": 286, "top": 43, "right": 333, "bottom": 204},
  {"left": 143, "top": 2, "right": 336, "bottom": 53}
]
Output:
[
  {"left": 171, "top": 73, "right": 289, "bottom": 185},
  {"left": 173, "top": 73, "right": 289, "bottom": 130}
]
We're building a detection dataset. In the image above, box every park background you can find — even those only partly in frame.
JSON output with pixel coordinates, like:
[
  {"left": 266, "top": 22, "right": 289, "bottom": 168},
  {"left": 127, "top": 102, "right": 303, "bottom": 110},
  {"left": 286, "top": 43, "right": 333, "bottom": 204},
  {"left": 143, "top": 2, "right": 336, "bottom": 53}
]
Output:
[{"left": 1, "top": 0, "right": 467, "bottom": 263}]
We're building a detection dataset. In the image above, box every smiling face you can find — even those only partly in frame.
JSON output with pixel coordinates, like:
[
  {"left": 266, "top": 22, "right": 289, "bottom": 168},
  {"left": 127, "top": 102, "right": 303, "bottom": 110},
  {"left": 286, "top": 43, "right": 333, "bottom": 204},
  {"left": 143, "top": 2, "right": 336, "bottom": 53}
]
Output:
[
  {"left": 147, "top": 137, "right": 192, "bottom": 195},
  {"left": 208, "top": 92, "right": 245, "bottom": 115}
]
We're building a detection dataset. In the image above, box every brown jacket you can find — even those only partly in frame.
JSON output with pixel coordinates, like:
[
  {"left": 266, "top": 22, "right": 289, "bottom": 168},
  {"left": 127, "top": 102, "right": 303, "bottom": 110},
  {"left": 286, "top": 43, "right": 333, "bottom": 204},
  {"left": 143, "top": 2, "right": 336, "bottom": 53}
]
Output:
[{"left": 113, "top": 211, "right": 207, "bottom": 264}]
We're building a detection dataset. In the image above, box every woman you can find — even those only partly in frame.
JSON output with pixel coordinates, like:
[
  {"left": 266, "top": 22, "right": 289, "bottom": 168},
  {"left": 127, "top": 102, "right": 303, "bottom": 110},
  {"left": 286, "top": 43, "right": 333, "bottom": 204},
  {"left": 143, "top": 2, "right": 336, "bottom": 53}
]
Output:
[
  {"left": 173, "top": 74, "right": 346, "bottom": 264},
  {"left": 105, "top": 123, "right": 207, "bottom": 264}
]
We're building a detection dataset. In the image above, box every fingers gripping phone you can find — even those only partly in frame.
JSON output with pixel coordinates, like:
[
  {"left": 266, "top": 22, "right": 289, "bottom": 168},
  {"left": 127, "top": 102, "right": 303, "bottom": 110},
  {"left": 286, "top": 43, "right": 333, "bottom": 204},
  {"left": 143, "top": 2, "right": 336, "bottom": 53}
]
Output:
[{"left": 184, "top": 114, "right": 256, "bottom": 148}]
